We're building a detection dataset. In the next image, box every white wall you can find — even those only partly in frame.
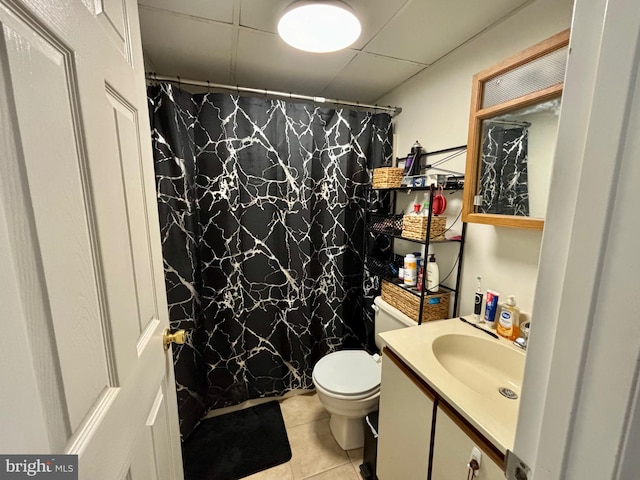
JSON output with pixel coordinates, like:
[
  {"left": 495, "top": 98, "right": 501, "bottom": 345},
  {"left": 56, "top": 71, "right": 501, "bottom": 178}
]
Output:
[{"left": 378, "top": 0, "right": 574, "bottom": 316}]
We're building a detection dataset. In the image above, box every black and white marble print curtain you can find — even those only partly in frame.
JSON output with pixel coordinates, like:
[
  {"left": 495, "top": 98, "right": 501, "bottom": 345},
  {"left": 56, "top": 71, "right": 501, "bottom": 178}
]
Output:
[
  {"left": 147, "top": 84, "right": 392, "bottom": 439},
  {"left": 479, "top": 123, "right": 530, "bottom": 216}
]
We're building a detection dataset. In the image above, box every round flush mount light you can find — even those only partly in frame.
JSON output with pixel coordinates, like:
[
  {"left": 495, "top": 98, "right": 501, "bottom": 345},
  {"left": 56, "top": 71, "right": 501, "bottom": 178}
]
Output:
[{"left": 277, "top": 1, "right": 361, "bottom": 53}]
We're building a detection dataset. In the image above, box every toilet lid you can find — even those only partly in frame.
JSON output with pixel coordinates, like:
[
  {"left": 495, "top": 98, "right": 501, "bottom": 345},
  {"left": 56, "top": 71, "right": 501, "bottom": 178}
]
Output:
[{"left": 313, "top": 350, "right": 381, "bottom": 396}]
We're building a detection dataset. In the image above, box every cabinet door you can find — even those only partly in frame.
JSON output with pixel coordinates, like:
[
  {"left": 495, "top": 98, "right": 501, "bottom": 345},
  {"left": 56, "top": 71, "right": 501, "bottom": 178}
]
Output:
[
  {"left": 377, "top": 352, "right": 435, "bottom": 480},
  {"left": 432, "top": 405, "right": 504, "bottom": 480}
]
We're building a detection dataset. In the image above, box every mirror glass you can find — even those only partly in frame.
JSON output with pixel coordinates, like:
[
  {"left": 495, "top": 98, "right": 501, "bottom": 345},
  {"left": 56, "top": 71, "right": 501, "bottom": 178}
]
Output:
[
  {"left": 462, "top": 29, "right": 569, "bottom": 230},
  {"left": 477, "top": 98, "right": 560, "bottom": 218}
]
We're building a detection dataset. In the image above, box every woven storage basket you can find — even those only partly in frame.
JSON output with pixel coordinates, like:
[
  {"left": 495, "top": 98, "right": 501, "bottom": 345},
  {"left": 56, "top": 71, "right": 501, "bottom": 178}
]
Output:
[
  {"left": 402, "top": 215, "right": 447, "bottom": 241},
  {"left": 381, "top": 280, "right": 450, "bottom": 323},
  {"left": 372, "top": 167, "right": 404, "bottom": 189},
  {"left": 369, "top": 214, "right": 403, "bottom": 236}
]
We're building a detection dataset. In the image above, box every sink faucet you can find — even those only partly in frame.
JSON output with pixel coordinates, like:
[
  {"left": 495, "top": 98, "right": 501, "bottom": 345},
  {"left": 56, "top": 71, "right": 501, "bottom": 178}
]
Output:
[{"left": 514, "top": 321, "right": 531, "bottom": 350}]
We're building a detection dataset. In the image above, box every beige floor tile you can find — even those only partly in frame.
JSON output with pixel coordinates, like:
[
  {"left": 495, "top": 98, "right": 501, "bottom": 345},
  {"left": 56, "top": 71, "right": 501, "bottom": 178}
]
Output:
[
  {"left": 304, "top": 463, "right": 361, "bottom": 480},
  {"left": 347, "top": 447, "right": 363, "bottom": 465},
  {"left": 288, "top": 418, "right": 350, "bottom": 479},
  {"left": 243, "top": 461, "right": 294, "bottom": 480},
  {"left": 280, "top": 392, "right": 328, "bottom": 428},
  {"left": 347, "top": 447, "right": 363, "bottom": 477}
]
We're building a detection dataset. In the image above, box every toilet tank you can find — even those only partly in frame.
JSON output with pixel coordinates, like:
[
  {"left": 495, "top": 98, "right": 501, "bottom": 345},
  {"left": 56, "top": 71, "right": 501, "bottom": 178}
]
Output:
[{"left": 373, "top": 296, "right": 415, "bottom": 350}]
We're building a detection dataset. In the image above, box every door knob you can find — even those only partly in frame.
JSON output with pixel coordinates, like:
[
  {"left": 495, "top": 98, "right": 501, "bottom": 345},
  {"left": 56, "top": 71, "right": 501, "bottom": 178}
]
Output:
[{"left": 163, "top": 329, "right": 186, "bottom": 350}]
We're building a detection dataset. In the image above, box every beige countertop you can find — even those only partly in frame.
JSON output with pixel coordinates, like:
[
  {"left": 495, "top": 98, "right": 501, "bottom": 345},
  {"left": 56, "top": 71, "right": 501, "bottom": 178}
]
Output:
[{"left": 379, "top": 316, "right": 526, "bottom": 453}]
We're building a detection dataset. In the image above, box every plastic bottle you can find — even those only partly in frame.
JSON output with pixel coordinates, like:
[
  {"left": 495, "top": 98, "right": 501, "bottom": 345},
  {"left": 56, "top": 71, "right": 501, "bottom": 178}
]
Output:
[
  {"left": 473, "top": 276, "right": 483, "bottom": 323},
  {"left": 484, "top": 290, "right": 500, "bottom": 328},
  {"left": 497, "top": 295, "right": 521, "bottom": 340},
  {"left": 410, "top": 141, "right": 423, "bottom": 176},
  {"left": 417, "top": 264, "right": 425, "bottom": 291},
  {"left": 422, "top": 201, "right": 430, "bottom": 216},
  {"left": 403, "top": 254, "right": 417, "bottom": 287},
  {"left": 426, "top": 254, "right": 439, "bottom": 292}
]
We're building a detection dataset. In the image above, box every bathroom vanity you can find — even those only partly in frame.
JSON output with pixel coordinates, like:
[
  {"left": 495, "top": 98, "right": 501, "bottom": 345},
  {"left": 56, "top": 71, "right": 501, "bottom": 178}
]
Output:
[{"left": 377, "top": 318, "right": 525, "bottom": 479}]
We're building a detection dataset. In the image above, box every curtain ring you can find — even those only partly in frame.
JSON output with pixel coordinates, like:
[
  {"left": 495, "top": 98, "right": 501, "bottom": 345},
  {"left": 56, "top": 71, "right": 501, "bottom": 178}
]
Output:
[
  {"left": 236, "top": 84, "right": 240, "bottom": 95},
  {"left": 206, "top": 80, "right": 211, "bottom": 93}
]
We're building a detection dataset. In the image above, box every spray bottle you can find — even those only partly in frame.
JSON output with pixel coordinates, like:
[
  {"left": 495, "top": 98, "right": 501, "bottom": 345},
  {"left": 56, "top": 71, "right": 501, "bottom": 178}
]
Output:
[{"left": 473, "top": 276, "right": 483, "bottom": 323}]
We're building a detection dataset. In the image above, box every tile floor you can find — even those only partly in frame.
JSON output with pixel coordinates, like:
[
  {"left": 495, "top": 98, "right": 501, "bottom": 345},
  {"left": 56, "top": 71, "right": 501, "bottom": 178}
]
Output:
[{"left": 244, "top": 392, "right": 364, "bottom": 480}]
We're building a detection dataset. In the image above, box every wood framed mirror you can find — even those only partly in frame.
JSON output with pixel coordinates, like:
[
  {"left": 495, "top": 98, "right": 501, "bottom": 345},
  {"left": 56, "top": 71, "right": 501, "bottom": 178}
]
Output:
[{"left": 462, "top": 30, "right": 570, "bottom": 230}]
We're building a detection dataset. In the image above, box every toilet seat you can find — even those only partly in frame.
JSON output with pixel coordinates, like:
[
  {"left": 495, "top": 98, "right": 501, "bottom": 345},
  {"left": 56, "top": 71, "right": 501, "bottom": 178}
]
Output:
[{"left": 312, "top": 350, "right": 381, "bottom": 399}]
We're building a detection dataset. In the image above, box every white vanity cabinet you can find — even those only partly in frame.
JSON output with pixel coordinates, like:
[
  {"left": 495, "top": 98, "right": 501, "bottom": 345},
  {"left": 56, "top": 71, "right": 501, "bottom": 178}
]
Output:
[
  {"left": 377, "top": 353, "right": 434, "bottom": 480},
  {"left": 432, "top": 404, "right": 505, "bottom": 480},
  {"left": 377, "top": 348, "right": 506, "bottom": 480}
]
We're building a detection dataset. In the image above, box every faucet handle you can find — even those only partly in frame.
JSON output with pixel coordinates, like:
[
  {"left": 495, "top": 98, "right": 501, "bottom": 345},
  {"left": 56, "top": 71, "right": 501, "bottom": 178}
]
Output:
[{"left": 514, "top": 321, "right": 531, "bottom": 350}]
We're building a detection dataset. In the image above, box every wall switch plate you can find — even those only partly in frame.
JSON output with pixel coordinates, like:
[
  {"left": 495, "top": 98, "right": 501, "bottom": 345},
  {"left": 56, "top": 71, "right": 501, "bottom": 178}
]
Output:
[{"left": 505, "top": 450, "right": 530, "bottom": 480}]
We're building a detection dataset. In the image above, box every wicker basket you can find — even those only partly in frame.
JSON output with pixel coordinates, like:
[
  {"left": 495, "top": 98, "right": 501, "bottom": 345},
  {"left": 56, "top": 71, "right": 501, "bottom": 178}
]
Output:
[
  {"left": 372, "top": 167, "right": 404, "bottom": 189},
  {"left": 381, "top": 280, "right": 450, "bottom": 323},
  {"left": 369, "top": 214, "right": 403, "bottom": 236},
  {"left": 402, "top": 215, "right": 447, "bottom": 241}
]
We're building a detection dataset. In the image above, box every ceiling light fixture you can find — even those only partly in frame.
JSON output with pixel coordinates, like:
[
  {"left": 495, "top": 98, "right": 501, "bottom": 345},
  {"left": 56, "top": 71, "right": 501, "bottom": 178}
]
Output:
[{"left": 277, "top": 1, "right": 361, "bottom": 53}]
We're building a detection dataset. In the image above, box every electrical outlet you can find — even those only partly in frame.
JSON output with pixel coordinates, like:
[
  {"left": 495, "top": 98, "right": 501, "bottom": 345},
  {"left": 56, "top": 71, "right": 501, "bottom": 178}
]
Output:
[{"left": 469, "top": 446, "right": 482, "bottom": 469}]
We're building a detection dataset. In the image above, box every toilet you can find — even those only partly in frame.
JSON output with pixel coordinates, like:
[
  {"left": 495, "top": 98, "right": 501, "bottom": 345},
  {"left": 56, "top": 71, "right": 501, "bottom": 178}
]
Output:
[{"left": 312, "top": 296, "right": 415, "bottom": 450}]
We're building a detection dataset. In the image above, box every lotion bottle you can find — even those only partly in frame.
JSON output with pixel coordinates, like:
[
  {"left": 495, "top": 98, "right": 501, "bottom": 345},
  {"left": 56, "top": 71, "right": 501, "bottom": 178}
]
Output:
[
  {"left": 497, "top": 295, "right": 520, "bottom": 340},
  {"left": 426, "top": 254, "right": 439, "bottom": 292}
]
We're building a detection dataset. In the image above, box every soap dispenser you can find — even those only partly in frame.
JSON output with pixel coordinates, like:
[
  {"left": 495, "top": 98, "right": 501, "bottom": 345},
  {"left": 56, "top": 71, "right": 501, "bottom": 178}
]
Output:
[{"left": 497, "top": 295, "right": 520, "bottom": 341}]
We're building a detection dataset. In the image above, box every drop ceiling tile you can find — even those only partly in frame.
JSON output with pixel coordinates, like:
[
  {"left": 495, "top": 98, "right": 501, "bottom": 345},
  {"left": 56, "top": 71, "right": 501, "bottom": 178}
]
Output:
[
  {"left": 322, "top": 52, "right": 425, "bottom": 104},
  {"left": 235, "top": 29, "right": 357, "bottom": 97},
  {"left": 138, "top": 0, "right": 235, "bottom": 23},
  {"left": 239, "top": 0, "right": 408, "bottom": 49},
  {"left": 139, "top": 8, "right": 234, "bottom": 83},
  {"left": 365, "top": 0, "right": 531, "bottom": 64}
]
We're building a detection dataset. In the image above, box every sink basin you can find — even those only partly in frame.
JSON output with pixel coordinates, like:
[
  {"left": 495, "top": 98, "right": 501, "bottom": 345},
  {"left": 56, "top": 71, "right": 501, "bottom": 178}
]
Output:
[{"left": 431, "top": 333, "right": 525, "bottom": 399}]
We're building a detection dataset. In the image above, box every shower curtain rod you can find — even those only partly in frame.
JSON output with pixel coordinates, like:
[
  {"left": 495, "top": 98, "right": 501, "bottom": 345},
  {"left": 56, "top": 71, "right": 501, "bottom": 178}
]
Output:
[{"left": 146, "top": 73, "right": 402, "bottom": 116}]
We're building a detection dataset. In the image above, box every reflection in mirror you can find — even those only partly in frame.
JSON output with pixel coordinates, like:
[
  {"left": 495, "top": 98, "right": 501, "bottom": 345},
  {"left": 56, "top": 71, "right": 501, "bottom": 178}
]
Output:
[
  {"left": 478, "top": 98, "right": 560, "bottom": 218},
  {"left": 462, "top": 29, "right": 569, "bottom": 230}
]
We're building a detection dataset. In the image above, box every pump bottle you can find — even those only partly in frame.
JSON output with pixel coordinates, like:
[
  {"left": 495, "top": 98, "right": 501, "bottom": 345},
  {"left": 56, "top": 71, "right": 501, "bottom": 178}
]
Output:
[{"left": 497, "top": 295, "right": 520, "bottom": 340}]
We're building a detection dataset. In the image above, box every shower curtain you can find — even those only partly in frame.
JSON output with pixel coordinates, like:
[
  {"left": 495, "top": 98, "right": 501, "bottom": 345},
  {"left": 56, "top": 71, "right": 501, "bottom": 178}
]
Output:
[
  {"left": 479, "top": 123, "right": 530, "bottom": 216},
  {"left": 147, "top": 84, "right": 392, "bottom": 439}
]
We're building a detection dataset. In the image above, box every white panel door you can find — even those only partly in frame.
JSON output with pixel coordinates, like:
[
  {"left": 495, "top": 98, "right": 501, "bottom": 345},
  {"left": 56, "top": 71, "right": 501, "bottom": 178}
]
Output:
[{"left": 0, "top": 0, "right": 183, "bottom": 478}]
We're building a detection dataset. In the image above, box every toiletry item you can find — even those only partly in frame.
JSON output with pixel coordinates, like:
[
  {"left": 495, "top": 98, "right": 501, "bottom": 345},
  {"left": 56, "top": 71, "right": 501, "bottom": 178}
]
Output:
[
  {"left": 410, "top": 140, "right": 423, "bottom": 176},
  {"left": 411, "top": 204, "right": 421, "bottom": 215},
  {"left": 459, "top": 317, "right": 499, "bottom": 339},
  {"left": 422, "top": 201, "right": 430, "bottom": 216},
  {"left": 473, "top": 276, "right": 483, "bottom": 323},
  {"left": 416, "top": 265, "right": 425, "bottom": 291},
  {"left": 484, "top": 290, "right": 500, "bottom": 327},
  {"left": 497, "top": 295, "right": 521, "bottom": 341},
  {"left": 398, "top": 268, "right": 405, "bottom": 281},
  {"left": 403, "top": 254, "right": 417, "bottom": 287},
  {"left": 388, "top": 262, "right": 398, "bottom": 276},
  {"left": 426, "top": 254, "right": 439, "bottom": 292}
]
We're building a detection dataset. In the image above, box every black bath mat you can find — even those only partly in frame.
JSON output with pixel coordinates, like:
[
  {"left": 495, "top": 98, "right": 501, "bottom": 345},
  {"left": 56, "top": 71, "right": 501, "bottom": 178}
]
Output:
[{"left": 182, "top": 401, "right": 292, "bottom": 480}]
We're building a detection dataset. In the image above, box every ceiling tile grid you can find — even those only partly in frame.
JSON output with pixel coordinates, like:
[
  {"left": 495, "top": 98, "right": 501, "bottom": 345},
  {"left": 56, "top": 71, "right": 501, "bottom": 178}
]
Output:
[{"left": 138, "top": 0, "right": 535, "bottom": 103}]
